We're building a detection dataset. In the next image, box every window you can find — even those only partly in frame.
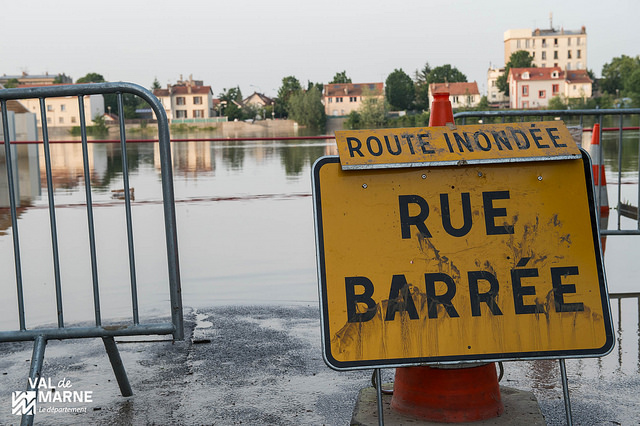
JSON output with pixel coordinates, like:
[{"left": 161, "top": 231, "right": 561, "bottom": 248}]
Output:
[
  {"left": 176, "top": 110, "right": 187, "bottom": 118},
  {"left": 522, "top": 85, "right": 529, "bottom": 96},
  {"left": 47, "top": 117, "right": 52, "bottom": 124},
  {"left": 542, "top": 51, "right": 547, "bottom": 60},
  {"left": 193, "top": 96, "right": 202, "bottom": 105},
  {"left": 568, "top": 50, "right": 572, "bottom": 59},
  {"left": 328, "top": 98, "right": 333, "bottom": 103},
  {"left": 71, "top": 116, "right": 77, "bottom": 123},
  {"left": 568, "top": 38, "right": 572, "bottom": 46},
  {"left": 553, "top": 51, "right": 558, "bottom": 59},
  {"left": 59, "top": 117, "right": 64, "bottom": 124},
  {"left": 47, "top": 105, "right": 54, "bottom": 111},
  {"left": 61, "top": 104, "right": 66, "bottom": 112},
  {"left": 577, "top": 37, "right": 581, "bottom": 45},
  {"left": 336, "top": 97, "right": 343, "bottom": 102},
  {"left": 176, "top": 97, "right": 185, "bottom": 105},
  {"left": 522, "top": 101, "right": 529, "bottom": 108},
  {"left": 532, "top": 51, "right": 535, "bottom": 58},
  {"left": 577, "top": 50, "right": 581, "bottom": 59},
  {"left": 193, "top": 109, "right": 204, "bottom": 118},
  {"left": 452, "top": 96, "right": 459, "bottom": 103},
  {"left": 539, "top": 90, "right": 546, "bottom": 98},
  {"left": 567, "top": 63, "right": 572, "bottom": 70},
  {"left": 517, "top": 40, "right": 521, "bottom": 48},
  {"left": 542, "top": 39, "right": 547, "bottom": 47},
  {"left": 554, "top": 38, "right": 558, "bottom": 46},
  {"left": 552, "top": 84, "right": 559, "bottom": 95},
  {"left": 349, "top": 97, "right": 357, "bottom": 102},
  {"left": 525, "top": 39, "right": 530, "bottom": 48}
]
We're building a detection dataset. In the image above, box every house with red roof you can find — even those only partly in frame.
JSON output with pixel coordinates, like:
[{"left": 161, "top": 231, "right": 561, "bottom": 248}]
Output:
[
  {"left": 428, "top": 82, "right": 481, "bottom": 109},
  {"left": 323, "top": 82, "right": 384, "bottom": 117},
  {"left": 507, "top": 67, "right": 592, "bottom": 109},
  {"left": 153, "top": 75, "right": 214, "bottom": 121}
]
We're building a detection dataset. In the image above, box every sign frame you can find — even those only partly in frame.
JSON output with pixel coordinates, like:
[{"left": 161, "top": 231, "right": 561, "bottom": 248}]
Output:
[{"left": 312, "top": 151, "right": 614, "bottom": 371}]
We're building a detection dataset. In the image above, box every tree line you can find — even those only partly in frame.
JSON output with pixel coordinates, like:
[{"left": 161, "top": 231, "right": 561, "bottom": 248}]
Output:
[{"left": 29, "top": 51, "right": 640, "bottom": 130}]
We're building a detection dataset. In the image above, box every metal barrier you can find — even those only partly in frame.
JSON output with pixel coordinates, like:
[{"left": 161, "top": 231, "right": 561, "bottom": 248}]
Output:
[
  {"left": 0, "top": 82, "right": 183, "bottom": 425},
  {"left": 454, "top": 109, "right": 640, "bottom": 236}
]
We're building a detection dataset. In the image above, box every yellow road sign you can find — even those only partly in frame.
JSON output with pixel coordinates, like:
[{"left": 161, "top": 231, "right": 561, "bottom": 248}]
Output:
[
  {"left": 335, "top": 122, "right": 581, "bottom": 169},
  {"left": 312, "top": 152, "right": 613, "bottom": 370}
]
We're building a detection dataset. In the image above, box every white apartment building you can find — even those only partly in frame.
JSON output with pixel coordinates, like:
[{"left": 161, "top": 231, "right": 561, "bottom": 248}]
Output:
[
  {"left": 20, "top": 89, "right": 104, "bottom": 128},
  {"left": 504, "top": 26, "right": 587, "bottom": 71},
  {"left": 153, "top": 79, "right": 214, "bottom": 121},
  {"left": 323, "top": 82, "right": 384, "bottom": 116},
  {"left": 487, "top": 67, "right": 508, "bottom": 106}
]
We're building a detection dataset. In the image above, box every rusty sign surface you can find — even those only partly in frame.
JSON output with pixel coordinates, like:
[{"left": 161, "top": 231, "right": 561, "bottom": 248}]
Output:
[
  {"left": 312, "top": 151, "right": 613, "bottom": 370},
  {"left": 334, "top": 122, "right": 581, "bottom": 169}
]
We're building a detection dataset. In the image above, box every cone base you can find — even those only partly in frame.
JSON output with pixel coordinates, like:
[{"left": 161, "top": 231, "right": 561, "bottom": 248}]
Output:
[{"left": 390, "top": 364, "right": 504, "bottom": 423}]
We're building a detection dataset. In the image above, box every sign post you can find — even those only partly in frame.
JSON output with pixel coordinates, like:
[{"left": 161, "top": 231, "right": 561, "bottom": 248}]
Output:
[{"left": 312, "top": 94, "right": 613, "bottom": 422}]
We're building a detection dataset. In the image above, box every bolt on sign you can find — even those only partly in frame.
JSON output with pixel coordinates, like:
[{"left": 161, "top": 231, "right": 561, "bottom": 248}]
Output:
[{"left": 312, "top": 122, "right": 614, "bottom": 370}]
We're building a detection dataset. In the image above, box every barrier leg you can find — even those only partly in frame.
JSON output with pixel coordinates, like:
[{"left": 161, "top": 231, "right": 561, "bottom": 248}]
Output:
[
  {"left": 559, "top": 359, "right": 574, "bottom": 426},
  {"left": 102, "top": 337, "right": 133, "bottom": 397},
  {"left": 21, "top": 335, "right": 47, "bottom": 426}
]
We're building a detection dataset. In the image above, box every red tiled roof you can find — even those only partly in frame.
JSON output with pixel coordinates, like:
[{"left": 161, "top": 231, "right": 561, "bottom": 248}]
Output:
[
  {"left": 429, "top": 82, "right": 479, "bottom": 96},
  {"left": 565, "top": 70, "right": 592, "bottom": 84},
  {"left": 153, "top": 86, "right": 212, "bottom": 97},
  {"left": 324, "top": 82, "right": 383, "bottom": 97},
  {"left": 508, "top": 67, "right": 563, "bottom": 82}
]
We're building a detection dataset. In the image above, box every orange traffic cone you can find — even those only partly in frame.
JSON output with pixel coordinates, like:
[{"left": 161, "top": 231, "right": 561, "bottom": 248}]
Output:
[
  {"left": 390, "top": 90, "right": 504, "bottom": 422},
  {"left": 589, "top": 124, "right": 609, "bottom": 254}
]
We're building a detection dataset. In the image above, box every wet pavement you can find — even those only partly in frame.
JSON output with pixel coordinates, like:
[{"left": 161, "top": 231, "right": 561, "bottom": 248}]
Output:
[{"left": 1, "top": 305, "right": 638, "bottom": 425}]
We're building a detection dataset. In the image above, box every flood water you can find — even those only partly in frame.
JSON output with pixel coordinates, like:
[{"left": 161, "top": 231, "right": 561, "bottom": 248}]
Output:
[{"left": 0, "top": 128, "right": 639, "bottom": 376}]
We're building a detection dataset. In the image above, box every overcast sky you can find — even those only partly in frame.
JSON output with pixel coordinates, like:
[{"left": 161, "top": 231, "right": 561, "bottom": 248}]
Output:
[{"left": 1, "top": 0, "right": 638, "bottom": 98}]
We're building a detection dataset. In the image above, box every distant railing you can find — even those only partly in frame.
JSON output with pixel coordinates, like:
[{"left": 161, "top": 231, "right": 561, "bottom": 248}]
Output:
[{"left": 455, "top": 109, "right": 640, "bottom": 236}]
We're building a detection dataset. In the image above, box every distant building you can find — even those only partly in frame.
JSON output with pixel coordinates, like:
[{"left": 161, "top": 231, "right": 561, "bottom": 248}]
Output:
[
  {"left": 487, "top": 67, "right": 508, "bottom": 107},
  {"left": 153, "top": 75, "right": 214, "bottom": 121},
  {"left": 0, "top": 72, "right": 71, "bottom": 86},
  {"left": 17, "top": 85, "right": 104, "bottom": 128},
  {"left": 507, "top": 67, "right": 592, "bottom": 109},
  {"left": 428, "top": 82, "right": 481, "bottom": 109},
  {"left": 243, "top": 92, "right": 274, "bottom": 108},
  {"left": 504, "top": 25, "right": 587, "bottom": 71},
  {"left": 323, "top": 82, "right": 384, "bottom": 117}
]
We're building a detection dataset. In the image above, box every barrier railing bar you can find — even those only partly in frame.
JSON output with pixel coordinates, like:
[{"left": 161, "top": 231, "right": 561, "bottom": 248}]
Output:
[
  {"left": 597, "top": 115, "right": 604, "bottom": 225},
  {"left": 1, "top": 100, "right": 26, "bottom": 330},
  {"left": 116, "top": 92, "right": 139, "bottom": 325},
  {"left": 616, "top": 115, "right": 624, "bottom": 230},
  {"left": 637, "top": 122, "right": 640, "bottom": 229},
  {"left": 22, "top": 335, "right": 47, "bottom": 426},
  {"left": 78, "top": 95, "right": 102, "bottom": 326},
  {"left": 0, "top": 322, "right": 176, "bottom": 342},
  {"left": 39, "top": 97, "right": 64, "bottom": 328}
]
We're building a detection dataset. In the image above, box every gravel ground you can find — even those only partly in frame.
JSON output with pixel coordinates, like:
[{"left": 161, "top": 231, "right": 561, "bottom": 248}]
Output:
[{"left": 0, "top": 305, "right": 638, "bottom": 425}]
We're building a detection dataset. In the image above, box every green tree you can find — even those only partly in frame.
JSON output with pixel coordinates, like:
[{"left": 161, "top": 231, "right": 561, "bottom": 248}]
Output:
[
  {"left": 385, "top": 68, "right": 415, "bottom": 110},
  {"left": 413, "top": 62, "right": 432, "bottom": 110},
  {"left": 547, "top": 95, "right": 567, "bottom": 110},
  {"left": 76, "top": 72, "right": 106, "bottom": 83},
  {"left": 287, "top": 86, "right": 326, "bottom": 131},
  {"left": 219, "top": 86, "right": 244, "bottom": 121},
  {"left": 5, "top": 78, "right": 19, "bottom": 88},
  {"left": 359, "top": 88, "right": 387, "bottom": 128},
  {"left": 600, "top": 55, "right": 640, "bottom": 96},
  {"left": 53, "top": 73, "right": 70, "bottom": 84},
  {"left": 426, "top": 64, "right": 467, "bottom": 85},
  {"left": 497, "top": 51, "right": 535, "bottom": 96},
  {"left": 276, "top": 76, "right": 302, "bottom": 118},
  {"left": 151, "top": 78, "right": 161, "bottom": 90},
  {"left": 330, "top": 71, "right": 351, "bottom": 84}
]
